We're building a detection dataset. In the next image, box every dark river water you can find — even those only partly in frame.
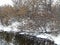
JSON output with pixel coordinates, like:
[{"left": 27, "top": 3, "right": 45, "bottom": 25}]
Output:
[{"left": 0, "top": 31, "right": 57, "bottom": 45}]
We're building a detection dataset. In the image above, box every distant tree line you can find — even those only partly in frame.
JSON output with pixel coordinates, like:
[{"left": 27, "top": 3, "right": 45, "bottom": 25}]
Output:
[{"left": 0, "top": 0, "right": 60, "bottom": 34}]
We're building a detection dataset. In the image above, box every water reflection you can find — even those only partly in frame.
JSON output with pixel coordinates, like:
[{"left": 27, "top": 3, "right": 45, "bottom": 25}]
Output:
[{"left": 0, "top": 31, "right": 57, "bottom": 45}]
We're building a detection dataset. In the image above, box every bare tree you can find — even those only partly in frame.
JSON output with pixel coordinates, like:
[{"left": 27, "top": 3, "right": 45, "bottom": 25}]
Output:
[{"left": 11, "top": 0, "right": 55, "bottom": 32}]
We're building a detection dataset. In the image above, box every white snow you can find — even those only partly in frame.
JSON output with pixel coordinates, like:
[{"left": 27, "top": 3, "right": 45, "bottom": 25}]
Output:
[
  {"left": 0, "top": 21, "right": 20, "bottom": 32},
  {"left": 0, "top": 0, "right": 13, "bottom": 6},
  {"left": 19, "top": 32, "right": 26, "bottom": 34},
  {"left": 0, "top": 20, "right": 60, "bottom": 45},
  {"left": 36, "top": 34, "right": 54, "bottom": 41},
  {"left": 52, "top": 34, "right": 60, "bottom": 45},
  {"left": 9, "top": 43, "right": 14, "bottom": 45},
  {"left": 36, "top": 34, "right": 60, "bottom": 45}
]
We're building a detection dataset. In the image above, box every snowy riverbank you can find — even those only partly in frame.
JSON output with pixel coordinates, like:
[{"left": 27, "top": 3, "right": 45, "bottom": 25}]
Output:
[{"left": 0, "top": 21, "right": 59, "bottom": 45}]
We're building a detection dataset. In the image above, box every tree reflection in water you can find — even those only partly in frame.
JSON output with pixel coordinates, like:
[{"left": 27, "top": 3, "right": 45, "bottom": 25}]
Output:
[{"left": 0, "top": 31, "right": 57, "bottom": 45}]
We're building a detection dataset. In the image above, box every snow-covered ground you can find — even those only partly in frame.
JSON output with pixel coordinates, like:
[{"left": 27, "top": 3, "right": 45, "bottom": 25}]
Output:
[
  {"left": 0, "top": 21, "right": 20, "bottom": 32},
  {"left": 0, "top": 21, "right": 60, "bottom": 45},
  {"left": 36, "top": 34, "right": 60, "bottom": 45}
]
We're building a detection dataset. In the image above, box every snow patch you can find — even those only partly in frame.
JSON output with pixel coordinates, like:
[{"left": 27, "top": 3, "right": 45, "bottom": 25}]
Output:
[
  {"left": 36, "top": 34, "right": 60, "bottom": 45},
  {"left": 0, "top": 21, "right": 20, "bottom": 32}
]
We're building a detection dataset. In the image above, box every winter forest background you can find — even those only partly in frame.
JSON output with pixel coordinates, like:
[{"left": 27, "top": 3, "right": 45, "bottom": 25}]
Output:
[{"left": 0, "top": 0, "right": 60, "bottom": 45}]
